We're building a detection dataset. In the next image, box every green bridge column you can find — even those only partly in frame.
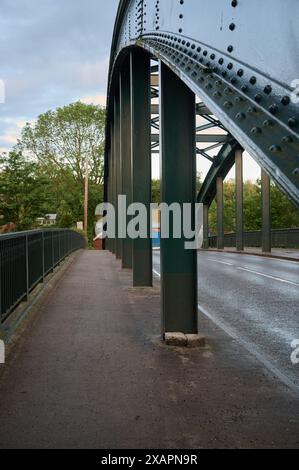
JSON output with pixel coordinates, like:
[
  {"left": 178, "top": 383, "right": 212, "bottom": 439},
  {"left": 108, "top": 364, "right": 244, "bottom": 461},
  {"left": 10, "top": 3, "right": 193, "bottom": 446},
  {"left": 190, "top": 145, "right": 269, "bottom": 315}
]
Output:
[
  {"left": 262, "top": 169, "right": 271, "bottom": 253},
  {"left": 110, "top": 124, "right": 116, "bottom": 255},
  {"left": 106, "top": 152, "right": 111, "bottom": 253},
  {"left": 217, "top": 176, "right": 224, "bottom": 250},
  {"left": 203, "top": 204, "right": 209, "bottom": 249},
  {"left": 114, "top": 89, "right": 122, "bottom": 260},
  {"left": 120, "top": 57, "right": 132, "bottom": 269},
  {"left": 235, "top": 148, "right": 244, "bottom": 251},
  {"left": 130, "top": 49, "right": 152, "bottom": 287},
  {"left": 160, "top": 62, "right": 198, "bottom": 335}
]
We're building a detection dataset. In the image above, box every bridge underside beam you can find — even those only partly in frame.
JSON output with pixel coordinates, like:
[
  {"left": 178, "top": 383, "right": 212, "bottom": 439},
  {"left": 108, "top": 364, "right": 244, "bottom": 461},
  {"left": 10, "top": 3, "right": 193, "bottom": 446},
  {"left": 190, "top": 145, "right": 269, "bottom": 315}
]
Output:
[
  {"left": 106, "top": 0, "right": 299, "bottom": 209},
  {"left": 160, "top": 62, "right": 198, "bottom": 335}
]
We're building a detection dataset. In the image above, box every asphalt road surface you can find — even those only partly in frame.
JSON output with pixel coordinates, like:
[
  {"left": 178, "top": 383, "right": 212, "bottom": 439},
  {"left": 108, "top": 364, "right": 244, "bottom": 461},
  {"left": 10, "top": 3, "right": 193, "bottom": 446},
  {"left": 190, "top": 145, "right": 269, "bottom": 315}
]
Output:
[{"left": 153, "top": 250, "right": 299, "bottom": 391}]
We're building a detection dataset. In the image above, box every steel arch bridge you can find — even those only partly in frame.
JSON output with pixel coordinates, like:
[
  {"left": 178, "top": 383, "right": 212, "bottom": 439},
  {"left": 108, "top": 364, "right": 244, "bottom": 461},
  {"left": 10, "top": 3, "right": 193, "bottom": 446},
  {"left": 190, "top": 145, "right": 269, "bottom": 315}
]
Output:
[{"left": 104, "top": 0, "right": 299, "bottom": 337}]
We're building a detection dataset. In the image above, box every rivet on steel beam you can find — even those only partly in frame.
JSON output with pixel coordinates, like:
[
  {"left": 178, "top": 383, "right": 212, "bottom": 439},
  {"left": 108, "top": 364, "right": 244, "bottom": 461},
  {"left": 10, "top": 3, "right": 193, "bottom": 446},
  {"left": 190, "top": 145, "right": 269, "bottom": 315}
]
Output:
[
  {"left": 264, "top": 85, "right": 272, "bottom": 94},
  {"left": 281, "top": 96, "right": 290, "bottom": 106},
  {"left": 281, "top": 135, "right": 293, "bottom": 143},
  {"left": 247, "top": 106, "right": 258, "bottom": 114},
  {"left": 269, "top": 104, "right": 278, "bottom": 114},
  {"left": 288, "top": 117, "right": 297, "bottom": 128},
  {"left": 236, "top": 112, "right": 246, "bottom": 120},
  {"left": 269, "top": 145, "right": 281, "bottom": 153},
  {"left": 251, "top": 127, "right": 261, "bottom": 134},
  {"left": 224, "top": 101, "right": 233, "bottom": 109}
]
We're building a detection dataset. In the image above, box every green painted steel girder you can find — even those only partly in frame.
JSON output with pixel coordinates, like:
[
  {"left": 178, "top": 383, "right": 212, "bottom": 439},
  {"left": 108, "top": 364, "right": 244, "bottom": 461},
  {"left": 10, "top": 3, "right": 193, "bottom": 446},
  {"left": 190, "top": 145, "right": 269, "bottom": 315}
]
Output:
[
  {"left": 160, "top": 62, "right": 198, "bottom": 335},
  {"left": 120, "top": 56, "right": 133, "bottom": 269},
  {"left": 130, "top": 49, "right": 152, "bottom": 287}
]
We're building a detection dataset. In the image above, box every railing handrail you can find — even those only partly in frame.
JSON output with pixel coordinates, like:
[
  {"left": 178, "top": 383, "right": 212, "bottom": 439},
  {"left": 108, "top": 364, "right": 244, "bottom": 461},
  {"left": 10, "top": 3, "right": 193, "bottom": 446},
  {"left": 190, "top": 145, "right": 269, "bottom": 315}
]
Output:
[
  {"left": 209, "top": 227, "right": 299, "bottom": 238},
  {"left": 0, "top": 228, "right": 78, "bottom": 241},
  {"left": 0, "top": 228, "right": 85, "bottom": 322}
]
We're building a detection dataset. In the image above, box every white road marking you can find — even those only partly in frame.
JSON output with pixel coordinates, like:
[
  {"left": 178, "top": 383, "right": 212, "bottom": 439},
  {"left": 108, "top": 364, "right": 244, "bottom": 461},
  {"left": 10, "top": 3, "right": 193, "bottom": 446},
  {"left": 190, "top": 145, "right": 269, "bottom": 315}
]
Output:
[
  {"left": 153, "top": 269, "right": 161, "bottom": 278},
  {"left": 208, "top": 258, "right": 233, "bottom": 266},
  {"left": 197, "top": 303, "right": 299, "bottom": 394},
  {"left": 152, "top": 265, "right": 299, "bottom": 393},
  {"left": 202, "top": 250, "right": 299, "bottom": 265},
  {"left": 237, "top": 266, "right": 299, "bottom": 287}
]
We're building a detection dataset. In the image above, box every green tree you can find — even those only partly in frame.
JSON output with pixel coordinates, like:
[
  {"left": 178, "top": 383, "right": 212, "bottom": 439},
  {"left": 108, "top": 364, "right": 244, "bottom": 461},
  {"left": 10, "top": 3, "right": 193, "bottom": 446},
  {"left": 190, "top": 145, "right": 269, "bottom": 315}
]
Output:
[
  {"left": 271, "top": 183, "right": 299, "bottom": 229},
  {"left": 152, "top": 179, "right": 160, "bottom": 203},
  {"left": 208, "top": 178, "right": 299, "bottom": 235},
  {"left": 16, "top": 102, "right": 106, "bottom": 240},
  {"left": 19, "top": 102, "right": 105, "bottom": 186},
  {"left": 0, "top": 151, "right": 54, "bottom": 230}
]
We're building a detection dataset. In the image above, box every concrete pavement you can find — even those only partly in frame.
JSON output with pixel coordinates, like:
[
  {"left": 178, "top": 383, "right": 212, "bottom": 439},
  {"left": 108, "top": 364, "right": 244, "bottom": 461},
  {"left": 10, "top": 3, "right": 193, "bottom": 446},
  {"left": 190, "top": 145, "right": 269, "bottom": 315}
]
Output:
[{"left": 0, "top": 250, "right": 299, "bottom": 449}]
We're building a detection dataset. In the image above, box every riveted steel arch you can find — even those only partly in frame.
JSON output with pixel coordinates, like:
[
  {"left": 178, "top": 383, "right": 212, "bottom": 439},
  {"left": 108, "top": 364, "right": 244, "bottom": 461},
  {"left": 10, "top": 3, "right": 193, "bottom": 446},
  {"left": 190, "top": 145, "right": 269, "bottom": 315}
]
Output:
[{"left": 105, "top": 0, "right": 299, "bottom": 209}]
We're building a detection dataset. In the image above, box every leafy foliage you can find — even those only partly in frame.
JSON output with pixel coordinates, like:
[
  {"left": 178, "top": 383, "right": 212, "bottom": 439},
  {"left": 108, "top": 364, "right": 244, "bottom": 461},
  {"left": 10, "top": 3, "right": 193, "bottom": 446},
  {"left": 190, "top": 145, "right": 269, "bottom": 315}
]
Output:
[
  {"left": 0, "top": 102, "right": 105, "bottom": 241},
  {"left": 0, "top": 151, "right": 56, "bottom": 230},
  {"left": 208, "top": 179, "right": 299, "bottom": 235}
]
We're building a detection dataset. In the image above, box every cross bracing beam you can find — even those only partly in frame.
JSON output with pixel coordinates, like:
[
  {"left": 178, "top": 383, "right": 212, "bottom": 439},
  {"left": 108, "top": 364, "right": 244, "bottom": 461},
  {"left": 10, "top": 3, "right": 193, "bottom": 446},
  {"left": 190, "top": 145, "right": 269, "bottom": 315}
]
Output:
[
  {"left": 150, "top": 103, "right": 213, "bottom": 116},
  {"left": 197, "top": 141, "right": 239, "bottom": 207},
  {"left": 105, "top": 0, "right": 299, "bottom": 208},
  {"left": 151, "top": 134, "right": 230, "bottom": 144}
]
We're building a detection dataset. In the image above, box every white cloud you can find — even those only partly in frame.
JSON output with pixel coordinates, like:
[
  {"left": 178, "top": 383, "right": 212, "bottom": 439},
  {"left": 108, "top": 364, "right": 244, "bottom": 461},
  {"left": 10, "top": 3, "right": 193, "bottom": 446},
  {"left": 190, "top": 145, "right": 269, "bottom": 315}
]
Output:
[
  {"left": 80, "top": 94, "right": 106, "bottom": 106},
  {"left": 0, "top": 118, "right": 34, "bottom": 150}
]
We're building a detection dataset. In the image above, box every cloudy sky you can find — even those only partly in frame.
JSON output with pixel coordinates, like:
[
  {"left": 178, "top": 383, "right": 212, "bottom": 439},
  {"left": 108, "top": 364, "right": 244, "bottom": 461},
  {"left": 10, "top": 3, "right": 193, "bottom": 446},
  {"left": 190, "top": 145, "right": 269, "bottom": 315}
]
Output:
[
  {"left": 0, "top": 0, "right": 260, "bottom": 180},
  {"left": 0, "top": 0, "right": 119, "bottom": 153}
]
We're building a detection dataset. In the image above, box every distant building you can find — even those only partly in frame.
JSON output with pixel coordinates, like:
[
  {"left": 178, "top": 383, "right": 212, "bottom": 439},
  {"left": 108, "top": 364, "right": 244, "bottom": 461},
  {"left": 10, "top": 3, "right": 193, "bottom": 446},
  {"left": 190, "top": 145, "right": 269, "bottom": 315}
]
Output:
[
  {"left": 36, "top": 214, "right": 57, "bottom": 226},
  {"left": 45, "top": 214, "right": 57, "bottom": 225}
]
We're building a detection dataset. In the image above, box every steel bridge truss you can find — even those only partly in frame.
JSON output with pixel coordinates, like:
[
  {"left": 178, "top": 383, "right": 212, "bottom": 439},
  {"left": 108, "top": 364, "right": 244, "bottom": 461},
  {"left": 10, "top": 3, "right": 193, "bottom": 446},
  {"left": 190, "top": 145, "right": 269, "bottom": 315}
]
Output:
[{"left": 104, "top": 0, "right": 299, "bottom": 337}]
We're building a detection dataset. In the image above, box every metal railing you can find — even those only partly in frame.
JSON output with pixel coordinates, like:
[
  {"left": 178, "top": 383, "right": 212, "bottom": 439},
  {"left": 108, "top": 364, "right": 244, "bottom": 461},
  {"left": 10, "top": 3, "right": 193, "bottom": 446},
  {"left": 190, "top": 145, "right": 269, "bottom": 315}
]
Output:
[
  {"left": 0, "top": 229, "right": 85, "bottom": 323},
  {"left": 208, "top": 228, "right": 299, "bottom": 249}
]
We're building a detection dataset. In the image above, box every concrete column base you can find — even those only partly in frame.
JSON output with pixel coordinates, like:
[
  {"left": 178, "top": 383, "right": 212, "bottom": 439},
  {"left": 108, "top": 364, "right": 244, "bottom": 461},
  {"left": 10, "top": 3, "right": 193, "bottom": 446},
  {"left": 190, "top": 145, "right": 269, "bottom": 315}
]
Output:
[{"left": 165, "top": 332, "right": 206, "bottom": 348}]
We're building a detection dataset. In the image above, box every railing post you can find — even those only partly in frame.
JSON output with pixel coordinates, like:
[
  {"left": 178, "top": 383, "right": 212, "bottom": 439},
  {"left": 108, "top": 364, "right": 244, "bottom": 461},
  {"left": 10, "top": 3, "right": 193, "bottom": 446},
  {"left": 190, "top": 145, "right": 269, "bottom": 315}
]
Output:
[
  {"left": 130, "top": 49, "right": 152, "bottom": 287},
  {"left": 25, "top": 234, "right": 29, "bottom": 300},
  {"left": 42, "top": 231, "right": 45, "bottom": 281},
  {"left": 160, "top": 62, "right": 197, "bottom": 335},
  {"left": 262, "top": 169, "right": 271, "bottom": 253},
  {"left": 58, "top": 231, "right": 61, "bottom": 263},
  {"left": 51, "top": 231, "right": 54, "bottom": 271},
  {"left": 235, "top": 148, "right": 244, "bottom": 251},
  {"left": 120, "top": 56, "right": 132, "bottom": 269},
  {"left": 217, "top": 176, "right": 224, "bottom": 250},
  {"left": 203, "top": 204, "right": 209, "bottom": 249}
]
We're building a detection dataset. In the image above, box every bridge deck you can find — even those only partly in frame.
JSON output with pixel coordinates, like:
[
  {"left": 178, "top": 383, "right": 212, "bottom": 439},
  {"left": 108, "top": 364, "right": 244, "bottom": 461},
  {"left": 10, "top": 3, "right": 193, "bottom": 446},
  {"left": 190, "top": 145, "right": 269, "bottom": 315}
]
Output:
[{"left": 0, "top": 250, "right": 298, "bottom": 449}]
